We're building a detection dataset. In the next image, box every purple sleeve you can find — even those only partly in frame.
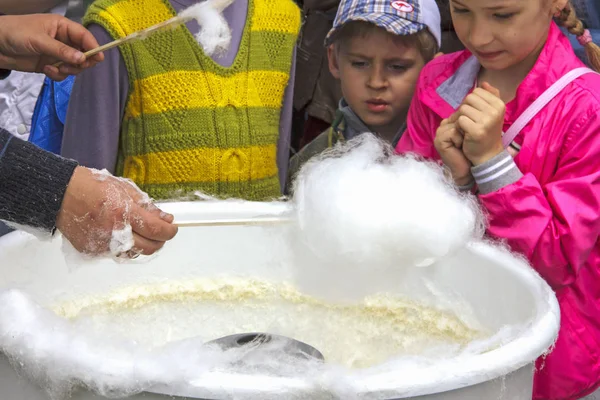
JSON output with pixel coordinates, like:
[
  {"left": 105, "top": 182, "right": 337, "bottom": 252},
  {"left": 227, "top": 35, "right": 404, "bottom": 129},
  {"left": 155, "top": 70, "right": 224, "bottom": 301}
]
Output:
[
  {"left": 276, "top": 47, "right": 297, "bottom": 191},
  {"left": 61, "top": 23, "right": 129, "bottom": 174}
]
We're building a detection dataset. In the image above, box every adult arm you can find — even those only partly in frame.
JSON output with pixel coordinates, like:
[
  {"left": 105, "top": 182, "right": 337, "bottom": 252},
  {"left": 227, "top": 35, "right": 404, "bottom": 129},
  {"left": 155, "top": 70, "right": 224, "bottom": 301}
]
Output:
[
  {"left": 0, "top": 129, "right": 177, "bottom": 256},
  {"left": 0, "top": 127, "right": 77, "bottom": 231}
]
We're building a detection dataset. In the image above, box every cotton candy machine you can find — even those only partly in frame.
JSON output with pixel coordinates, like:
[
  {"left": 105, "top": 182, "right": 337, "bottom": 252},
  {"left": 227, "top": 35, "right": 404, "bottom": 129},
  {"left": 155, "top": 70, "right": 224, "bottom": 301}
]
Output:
[{"left": 0, "top": 200, "right": 559, "bottom": 400}]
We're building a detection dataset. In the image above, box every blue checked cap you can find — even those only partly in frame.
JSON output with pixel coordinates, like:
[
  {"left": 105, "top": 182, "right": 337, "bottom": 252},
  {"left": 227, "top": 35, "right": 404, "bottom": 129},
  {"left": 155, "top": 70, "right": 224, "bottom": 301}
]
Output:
[{"left": 325, "top": 0, "right": 441, "bottom": 48}]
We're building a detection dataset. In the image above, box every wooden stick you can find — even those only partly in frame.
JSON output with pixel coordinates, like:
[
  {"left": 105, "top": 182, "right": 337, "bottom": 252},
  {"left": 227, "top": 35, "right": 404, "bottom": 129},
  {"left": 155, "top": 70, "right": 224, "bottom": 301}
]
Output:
[
  {"left": 174, "top": 216, "right": 293, "bottom": 227},
  {"left": 53, "top": 15, "right": 189, "bottom": 68}
]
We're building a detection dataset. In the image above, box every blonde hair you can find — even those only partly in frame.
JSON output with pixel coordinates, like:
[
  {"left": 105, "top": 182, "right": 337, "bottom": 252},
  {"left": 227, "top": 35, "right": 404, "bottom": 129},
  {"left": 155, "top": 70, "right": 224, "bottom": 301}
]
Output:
[
  {"left": 555, "top": 1, "right": 600, "bottom": 71},
  {"left": 333, "top": 21, "right": 439, "bottom": 63}
]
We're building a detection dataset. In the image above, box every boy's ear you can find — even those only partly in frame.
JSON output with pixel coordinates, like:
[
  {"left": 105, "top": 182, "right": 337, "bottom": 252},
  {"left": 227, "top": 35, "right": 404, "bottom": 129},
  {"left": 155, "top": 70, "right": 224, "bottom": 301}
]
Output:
[{"left": 328, "top": 45, "right": 341, "bottom": 79}]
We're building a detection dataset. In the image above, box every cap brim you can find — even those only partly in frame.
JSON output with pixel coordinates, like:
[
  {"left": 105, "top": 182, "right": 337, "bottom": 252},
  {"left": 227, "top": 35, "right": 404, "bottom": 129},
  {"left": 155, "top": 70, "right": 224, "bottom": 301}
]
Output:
[{"left": 324, "top": 13, "right": 426, "bottom": 47}]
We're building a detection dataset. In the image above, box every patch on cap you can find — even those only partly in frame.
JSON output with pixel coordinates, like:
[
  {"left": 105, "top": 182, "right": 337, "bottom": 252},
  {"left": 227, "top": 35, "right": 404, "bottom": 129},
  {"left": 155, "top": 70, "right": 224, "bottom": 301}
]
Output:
[{"left": 391, "top": 1, "right": 414, "bottom": 13}]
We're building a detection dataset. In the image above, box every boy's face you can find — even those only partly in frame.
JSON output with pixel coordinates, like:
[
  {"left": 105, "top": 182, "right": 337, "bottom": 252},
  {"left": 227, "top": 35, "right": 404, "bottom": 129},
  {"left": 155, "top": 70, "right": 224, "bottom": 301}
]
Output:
[{"left": 328, "top": 28, "right": 426, "bottom": 141}]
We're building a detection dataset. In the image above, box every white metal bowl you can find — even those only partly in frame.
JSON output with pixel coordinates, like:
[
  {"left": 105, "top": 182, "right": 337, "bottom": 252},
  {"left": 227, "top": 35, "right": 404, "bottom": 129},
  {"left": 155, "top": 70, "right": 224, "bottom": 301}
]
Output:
[{"left": 0, "top": 201, "right": 560, "bottom": 399}]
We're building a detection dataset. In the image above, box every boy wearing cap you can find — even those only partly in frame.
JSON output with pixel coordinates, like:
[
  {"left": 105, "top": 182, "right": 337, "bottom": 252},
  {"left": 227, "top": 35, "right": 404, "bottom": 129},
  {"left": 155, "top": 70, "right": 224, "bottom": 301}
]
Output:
[{"left": 288, "top": 0, "right": 441, "bottom": 182}]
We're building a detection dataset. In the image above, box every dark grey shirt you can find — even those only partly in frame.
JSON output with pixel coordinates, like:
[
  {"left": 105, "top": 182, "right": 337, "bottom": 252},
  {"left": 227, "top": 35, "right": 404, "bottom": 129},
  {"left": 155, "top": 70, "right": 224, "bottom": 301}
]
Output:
[{"left": 62, "top": 0, "right": 296, "bottom": 191}]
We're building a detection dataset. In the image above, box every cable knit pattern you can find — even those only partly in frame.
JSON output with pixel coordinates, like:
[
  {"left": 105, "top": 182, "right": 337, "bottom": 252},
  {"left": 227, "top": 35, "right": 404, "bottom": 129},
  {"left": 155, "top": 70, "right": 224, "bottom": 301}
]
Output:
[{"left": 83, "top": 0, "right": 301, "bottom": 200}]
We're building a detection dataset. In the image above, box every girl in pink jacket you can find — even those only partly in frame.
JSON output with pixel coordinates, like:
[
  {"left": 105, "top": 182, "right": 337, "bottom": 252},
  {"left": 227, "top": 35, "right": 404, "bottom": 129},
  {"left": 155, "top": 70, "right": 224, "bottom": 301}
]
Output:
[{"left": 396, "top": 1, "right": 600, "bottom": 399}]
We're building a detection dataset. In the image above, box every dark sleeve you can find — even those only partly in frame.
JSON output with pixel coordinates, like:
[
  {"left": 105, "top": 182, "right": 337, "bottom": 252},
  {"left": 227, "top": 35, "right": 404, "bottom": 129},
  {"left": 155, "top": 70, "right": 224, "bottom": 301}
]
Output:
[
  {"left": 277, "top": 47, "right": 297, "bottom": 192},
  {"left": 61, "top": 23, "right": 129, "bottom": 173},
  {"left": 303, "top": 0, "right": 340, "bottom": 11},
  {"left": 286, "top": 127, "right": 332, "bottom": 192},
  {"left": 0, "top": 129, "right": 78, "bottom": 232}
]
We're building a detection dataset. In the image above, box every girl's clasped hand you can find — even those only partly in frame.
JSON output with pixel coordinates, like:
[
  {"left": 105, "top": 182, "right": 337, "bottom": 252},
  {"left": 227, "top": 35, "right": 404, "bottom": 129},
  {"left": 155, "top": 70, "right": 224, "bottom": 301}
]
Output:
[{"left": 435, "top": 82, "right": 507, "bottom": 186}]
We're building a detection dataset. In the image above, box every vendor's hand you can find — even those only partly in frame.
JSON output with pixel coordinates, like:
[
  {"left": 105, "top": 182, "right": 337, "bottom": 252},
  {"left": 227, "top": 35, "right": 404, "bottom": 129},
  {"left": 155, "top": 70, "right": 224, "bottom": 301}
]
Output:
[
  {"left": 56, "top": 167, "right": 178, "bottom": 257},
  {"left": 434, "top": 118, "right": 473, "bottom": 187},
  {"left": 452, "top": 82, "right": 505, "bottom": 166},
  {"left": 0, "top": 14, "right": 104, "bottom": 81}
]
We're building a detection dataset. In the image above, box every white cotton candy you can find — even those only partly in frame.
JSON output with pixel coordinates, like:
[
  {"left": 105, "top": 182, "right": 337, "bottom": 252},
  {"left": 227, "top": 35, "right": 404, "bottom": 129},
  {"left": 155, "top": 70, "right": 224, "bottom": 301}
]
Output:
[
  {"left": 179, "top": 0, "right": 234, "bottom": 56},
  {"left": 0, "top": 286, "right": 524, "bottom": 400},
  {"left": 60, "top": 234, "right": 95, "bottom": 272},
  {"left": 90, "top": 168, "right": 155, "bottom": 209},
  {"left": 194, "top": 190, "right": 219, "bottom": 201},
  {"left": 109, "top": 225, "right": 135, "bottom": 254},
  {"left": 90, "top": 167, "right": 111, "bottom": 181},
  {"left": 1, "top": 220, "right": 53, "bottom": 241},
  {"left": 60, "top": 224, "right": 136, "bottom": 269},
  {"left": 59, "top": 169, "right": 156, "bottom": 267},
  {"left": 0, "top": 289, "right": 332, "bottom": 399},
  {"left": 290, "top": 133, "right": 485, "bottom": 302},
  {"left": 0, "top": 289, "right": 216, "bottom": 399}
]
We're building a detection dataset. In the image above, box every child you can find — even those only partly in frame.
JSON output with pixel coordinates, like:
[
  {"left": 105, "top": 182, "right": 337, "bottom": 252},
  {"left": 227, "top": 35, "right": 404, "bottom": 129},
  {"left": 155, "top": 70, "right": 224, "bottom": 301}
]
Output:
[
  {"left": 288, "top": 0, "right": 442, "bottom": 182},
  {"left": 61, "top": 0, "right": 301, "bottom": 201},
  {"left": 396, "top": 0, "right": 600, "bottom": 398}
]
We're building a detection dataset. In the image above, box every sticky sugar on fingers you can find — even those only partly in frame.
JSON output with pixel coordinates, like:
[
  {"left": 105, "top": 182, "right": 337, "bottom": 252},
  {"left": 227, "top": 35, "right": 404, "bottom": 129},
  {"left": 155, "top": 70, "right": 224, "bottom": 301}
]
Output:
[{"left": 56, "top": 167, "right": 177, "bottom": 258}]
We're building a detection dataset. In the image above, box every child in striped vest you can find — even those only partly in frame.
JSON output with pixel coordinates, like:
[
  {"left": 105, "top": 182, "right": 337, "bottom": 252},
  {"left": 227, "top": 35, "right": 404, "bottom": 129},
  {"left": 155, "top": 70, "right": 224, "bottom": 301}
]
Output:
[{"left": 61, "top": 0, "right": 301, "bottom": 201}]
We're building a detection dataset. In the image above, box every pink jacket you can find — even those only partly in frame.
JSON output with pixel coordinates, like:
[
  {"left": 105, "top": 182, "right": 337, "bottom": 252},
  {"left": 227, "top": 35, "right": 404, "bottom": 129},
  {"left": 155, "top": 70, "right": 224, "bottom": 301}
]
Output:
[{"left": 396, "top": 23, "right": 600, "bottom": 400}]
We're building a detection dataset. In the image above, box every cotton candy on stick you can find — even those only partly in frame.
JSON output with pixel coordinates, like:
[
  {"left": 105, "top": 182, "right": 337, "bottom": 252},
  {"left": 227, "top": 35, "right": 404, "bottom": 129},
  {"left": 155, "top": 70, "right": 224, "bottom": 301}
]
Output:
[
  {"left": 53, "top": 0, "right": 235, "bottom": 68},
  {"left": 179, "top": 0, "right": 235, "bottom": 55},
  {"left": 289, "top": 133, "right": 485, "bottom": 301}
]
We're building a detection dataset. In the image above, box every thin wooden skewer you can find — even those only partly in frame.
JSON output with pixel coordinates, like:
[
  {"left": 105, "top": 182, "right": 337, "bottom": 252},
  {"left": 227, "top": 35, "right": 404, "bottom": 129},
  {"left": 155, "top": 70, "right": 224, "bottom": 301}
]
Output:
[
  {"left": 54, "top": 0, "right": 235, "bottom": 68},
  {"left": 174, "top": 216, "right": 293, "bottom": 227},
  {"left": 53, "top": 15, "right": 189, "bottom": 68}
]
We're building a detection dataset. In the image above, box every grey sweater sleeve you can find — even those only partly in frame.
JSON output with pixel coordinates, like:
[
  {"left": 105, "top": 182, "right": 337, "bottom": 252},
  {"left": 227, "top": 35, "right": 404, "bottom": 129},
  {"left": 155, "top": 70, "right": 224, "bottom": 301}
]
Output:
[
  {"left": 471, "top": 150, "right": 523, "bottom": 194},
  {"left": 0, "top": 129, "right": 78, "bottom": 232},
  {"left": 61, "top": 23, "right": 129, "bottom": 173}
]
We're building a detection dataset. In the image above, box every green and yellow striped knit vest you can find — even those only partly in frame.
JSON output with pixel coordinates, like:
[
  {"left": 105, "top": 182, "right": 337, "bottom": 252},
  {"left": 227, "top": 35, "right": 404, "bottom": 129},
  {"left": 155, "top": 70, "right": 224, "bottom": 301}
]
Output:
[{"left": 83, "top": 0, "right": 301, "bottom": 200}]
